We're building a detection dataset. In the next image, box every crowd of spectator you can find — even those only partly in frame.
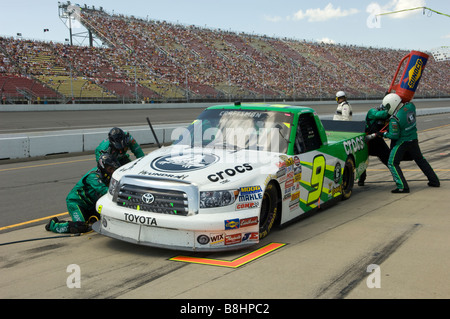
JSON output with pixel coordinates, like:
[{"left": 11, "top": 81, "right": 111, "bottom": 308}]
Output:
[{"left": 0, "top": 6, "right": 448, "bottom": 103}]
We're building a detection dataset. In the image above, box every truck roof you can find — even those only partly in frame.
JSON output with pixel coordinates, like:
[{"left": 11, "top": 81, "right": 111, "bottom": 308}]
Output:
[{"left": 207, "top": 103, "right": 316, "bottom": 115}]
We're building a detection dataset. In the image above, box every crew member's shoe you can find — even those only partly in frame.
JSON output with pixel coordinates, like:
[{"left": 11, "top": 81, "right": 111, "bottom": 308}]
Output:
[
  {"left": 68, "top": 221, "right": 91, "bottom": 234},
  {"left": 45, "top": 217, "right": 59, "bottom": 231},
  {"left": 391, "top": 188, "right": 410, "bottom": 194},
  {"left": 428, "top": 182, "right": 440, "bottom": 187}
]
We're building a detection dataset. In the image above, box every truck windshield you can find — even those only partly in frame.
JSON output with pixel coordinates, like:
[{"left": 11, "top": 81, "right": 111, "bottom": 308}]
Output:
[{"left": 174, "top": 109, "right": 293, "bottom": 153}]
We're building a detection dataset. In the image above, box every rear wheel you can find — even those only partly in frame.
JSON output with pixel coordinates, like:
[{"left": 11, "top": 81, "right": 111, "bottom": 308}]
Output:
[
  {"left": 341, "top": 157, "right": 355, "bottom": 200},
  {"left": 259, "top": 182, "right": 278, "bottom": 239}
]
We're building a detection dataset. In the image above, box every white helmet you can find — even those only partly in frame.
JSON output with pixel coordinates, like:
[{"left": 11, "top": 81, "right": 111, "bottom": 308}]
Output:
[
  {"left": 382, "top": 93, "right": 402, "bottom": 115},
  {"left": 336, "top": 91, "right": 346, "bottom": 102}
]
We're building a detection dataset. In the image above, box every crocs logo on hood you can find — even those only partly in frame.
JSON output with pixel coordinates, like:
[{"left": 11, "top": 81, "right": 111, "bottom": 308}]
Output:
[{"left": 151, "top": 153, "right": 219, "bottom": 172}]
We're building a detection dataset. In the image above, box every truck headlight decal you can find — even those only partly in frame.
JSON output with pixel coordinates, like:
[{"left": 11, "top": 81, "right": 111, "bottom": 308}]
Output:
[
  {"left": 108, "top": 178, "right": 119, "bottom": 196},
  {"left": 200, "top": 190, "right": 239, "bottom": 208}
]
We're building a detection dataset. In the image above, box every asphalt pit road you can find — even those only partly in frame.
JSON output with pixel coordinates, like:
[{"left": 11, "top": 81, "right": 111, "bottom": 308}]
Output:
[
  {"left": 1, "top": 243, "right": 67, "bottom": 269},
  {"left": 25, "top": 243, "right": 66, "bottom": 254},
  {"left": 101, "top": 236, "right": 176, "bottom": 258},
  {"left": 315, "top": 223, "right": 422, "bottom": 299}
]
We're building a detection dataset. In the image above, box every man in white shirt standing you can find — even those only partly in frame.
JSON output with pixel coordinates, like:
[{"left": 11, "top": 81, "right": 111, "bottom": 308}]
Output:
[{"left": 333, "top": 91, "right": 353, "bottom": 121}]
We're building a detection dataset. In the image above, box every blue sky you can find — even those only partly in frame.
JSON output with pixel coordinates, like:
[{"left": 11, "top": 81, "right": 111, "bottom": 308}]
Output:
[{"left": 0, "top": 0, "right": 449, "bottom": 51}]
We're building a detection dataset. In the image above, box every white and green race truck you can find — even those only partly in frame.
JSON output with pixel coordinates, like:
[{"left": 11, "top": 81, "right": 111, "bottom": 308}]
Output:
[{"left": 94, "top": 103, "right": 368, "bottom": 251}]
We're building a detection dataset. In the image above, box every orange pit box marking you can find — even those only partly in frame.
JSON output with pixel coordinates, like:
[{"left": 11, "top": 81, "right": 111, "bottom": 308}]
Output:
[{"left": 170, "top": 242, "right": 286, "bottom": 268}]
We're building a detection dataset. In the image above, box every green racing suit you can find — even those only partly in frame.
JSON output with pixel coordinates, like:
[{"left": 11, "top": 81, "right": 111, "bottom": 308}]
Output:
[
  {"left": 365, "top": 108, "right": 389, "bottom": 134},
  {"left": 383, "top": 102, "right": 439, "bottom": 190},
  {"left": 47, "top": 168, "right": 110, "bottom": 233},
  {"left": 359, "top": 108, "right": 390, "bottom": 185}
]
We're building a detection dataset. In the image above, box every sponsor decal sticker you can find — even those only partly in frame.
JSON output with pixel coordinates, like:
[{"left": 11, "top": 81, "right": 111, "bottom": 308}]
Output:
[
  {"left": 138, "top": 170, "right": 189, "bottom": 180},
  {"left": 407, "top": 58, "right": 423, "bottom": 89},
  {"left": 151, "top": 153, "right": 219, "bottom": 172},
  {"left": 343, "top": 136, "right": 365, "bottom": 155},
  {"left": 330, "top": 185, "right": 343, "bottom": 197},
  {"left": 210, "top": 233, "right": 225, "bottom": 245},
  {"left": 239, "top": 185, "right": 262, "bottom": 195},
  {"left": 236, "top": 202, "right": 260, "bottom": 210},
  {"left": 225, "top": 218, "right": 240, "bottom": 230},
  {"left": 242, "top": 232, "right": 259, "bottom": 242},
  {"left": 285, "top": 179, "right": 294, "bottom": 189},
  {"left": 225, "top": 233, "right": 242, "bottom": 245},
  {"left": 238, "top": 192, "right": 262, "bottom": 202},
  {"left": 197, "top": 235, "right": 210, "bottom": 245},
  {"left": 334, "top": 162, "right": 342, "bottom": 183},
  {"left": 207, "top": 163, "right": 253, "bottom": 182},
  {"left": 289, "top": 191, "right": 300, "bottom": 209},
  {"left": 240, "top": 216, "right": 259, "bottom": 227}
]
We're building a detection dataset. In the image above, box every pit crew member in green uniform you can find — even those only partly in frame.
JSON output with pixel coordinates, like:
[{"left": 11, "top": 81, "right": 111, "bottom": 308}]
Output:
[
  {"left": 358, "top": 104, "right": 390, "bottom": 186},
  {"left": 96, "top": 127, "right": 145, "bottom": 166},
  {"left": 45, "top": 154, "right": 120, "bottom": 234},
  {"left": 378, "top": 93, "right": 440, "bottom": 193}
]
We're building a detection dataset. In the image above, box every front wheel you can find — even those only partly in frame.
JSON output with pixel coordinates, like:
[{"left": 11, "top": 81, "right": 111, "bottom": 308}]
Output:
[
  {"left": 259, "top": 182, "right": 279, "bottom": 239},
  {"left": 341, "top": 157, "right": 355, "bottom": 200}
]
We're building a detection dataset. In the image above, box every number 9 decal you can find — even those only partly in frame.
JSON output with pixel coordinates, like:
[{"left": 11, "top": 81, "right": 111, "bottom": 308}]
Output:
[{"left": 307, "top": 155, "right": 326, "bottom": 206}]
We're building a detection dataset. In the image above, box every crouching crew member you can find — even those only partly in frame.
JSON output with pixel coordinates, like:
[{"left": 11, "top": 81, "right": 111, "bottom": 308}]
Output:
[{"left": 45, "top": 154, "right": 120, "bottom": 234}]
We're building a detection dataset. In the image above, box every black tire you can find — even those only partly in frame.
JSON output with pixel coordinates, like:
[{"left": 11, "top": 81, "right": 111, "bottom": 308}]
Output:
[
  {"left": 341, "top": 157, "right": 355, "bottom": 200},
  {"left": 259, "top": 182, "right": 279, "bottom": 239}
]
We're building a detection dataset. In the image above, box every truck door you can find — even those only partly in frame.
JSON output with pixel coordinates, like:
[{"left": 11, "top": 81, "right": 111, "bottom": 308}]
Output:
[{"left": 294, "top": 113, "right": 326, "bottom": 208}]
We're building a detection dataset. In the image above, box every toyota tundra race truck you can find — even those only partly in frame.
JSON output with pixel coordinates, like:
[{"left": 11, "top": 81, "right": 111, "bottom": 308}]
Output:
[{"left": 93, "top": 103, "right": 368, "bottom": 251}]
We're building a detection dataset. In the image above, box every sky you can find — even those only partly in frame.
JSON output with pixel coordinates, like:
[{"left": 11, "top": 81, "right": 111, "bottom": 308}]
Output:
[{"left": 0, "top": 0, "right": 449, "bottom": 52}]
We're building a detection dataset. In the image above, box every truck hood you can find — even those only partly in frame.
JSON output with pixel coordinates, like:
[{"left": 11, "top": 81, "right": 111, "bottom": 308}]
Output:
[{"left": 113, "top": 145, "right": 281, "bottom": 189}]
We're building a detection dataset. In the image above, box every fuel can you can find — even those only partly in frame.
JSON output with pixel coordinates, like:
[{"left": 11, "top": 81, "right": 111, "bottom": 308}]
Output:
[{"left": 388, "top": 50, "right": 429, "bottom": 102}]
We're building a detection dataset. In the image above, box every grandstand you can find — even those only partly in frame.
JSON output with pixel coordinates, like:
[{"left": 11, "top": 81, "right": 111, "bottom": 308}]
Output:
[{"left": 0, "top": 2, "right": 449, "bottom": 104}]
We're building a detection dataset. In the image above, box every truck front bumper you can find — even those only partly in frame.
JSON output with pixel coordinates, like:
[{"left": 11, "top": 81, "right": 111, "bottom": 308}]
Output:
[{"left": 94, "top": 196, "right": 260, "bottom": 252}]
